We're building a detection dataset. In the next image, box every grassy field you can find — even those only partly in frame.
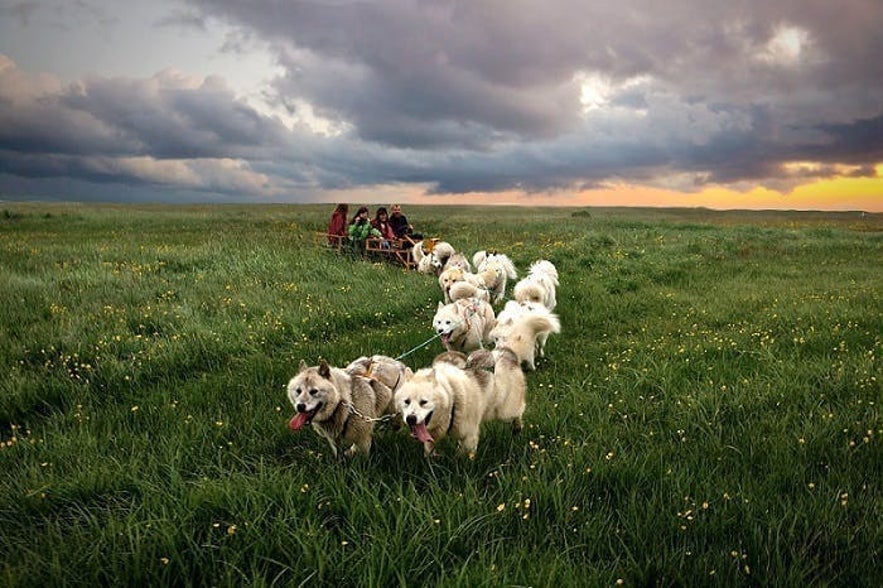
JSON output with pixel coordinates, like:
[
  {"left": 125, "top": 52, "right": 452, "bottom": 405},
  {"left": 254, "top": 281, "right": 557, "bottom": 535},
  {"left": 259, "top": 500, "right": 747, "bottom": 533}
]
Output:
[{"left": 0, "top": 203, "right": 880, "bottom": 586}]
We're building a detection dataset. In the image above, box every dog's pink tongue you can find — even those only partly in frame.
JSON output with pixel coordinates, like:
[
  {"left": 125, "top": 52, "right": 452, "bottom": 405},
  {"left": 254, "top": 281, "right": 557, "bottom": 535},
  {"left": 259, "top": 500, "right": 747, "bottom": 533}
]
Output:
[
  {"left": 410, "top": 422, "right": 434, "bottom": 444},
  {"left": 289, "top": 412, "right": 310, "bottom": 431}
]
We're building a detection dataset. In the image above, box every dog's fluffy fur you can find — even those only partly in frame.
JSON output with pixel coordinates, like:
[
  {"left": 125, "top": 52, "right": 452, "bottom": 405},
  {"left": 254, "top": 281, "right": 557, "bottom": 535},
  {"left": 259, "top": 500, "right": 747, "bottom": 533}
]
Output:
[
  {"left": 491, "top": 301, "right": 561, "bottom": 370},
  {"left": 433, "top": 297, "right": 496, "bottom": 353},
  {"left": 432, "top": 350, "right": 468, "bottom": 368},
  {"left": 471, "top": 251, "right": 518, "bottom": 303},
  {"left": 413, "top": 240, "right": 456, "bottom": 275},
  {"left": 513, "top": 260, "right": 559, "bottom": 311},
  {"left": 439, "top": 266, "right": 493, "bottom": 303},
  {"left": 345, "top": 355, "right": 413, "bottom": 395},
  {"left": 448, "top": 280, "right": 491, "bottom": 303},
  {"left": 442, "top": 252, "right": 472, "bottom": 273},
  {"left": 287, "top": 359, "right": 393, "bottom": 458},
  {"left": 394, "top": 347, "right": 525, "bottom": 456}
]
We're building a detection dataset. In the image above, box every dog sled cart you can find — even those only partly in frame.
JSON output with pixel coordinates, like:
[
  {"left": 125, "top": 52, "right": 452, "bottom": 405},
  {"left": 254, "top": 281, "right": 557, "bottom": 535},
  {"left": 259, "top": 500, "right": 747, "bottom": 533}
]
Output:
[
  {"left": 364, "top": 237, "right": 417, "bottom": 270},
  {"left": 316, "top": 231, "right": 419, "bottom": 270}
]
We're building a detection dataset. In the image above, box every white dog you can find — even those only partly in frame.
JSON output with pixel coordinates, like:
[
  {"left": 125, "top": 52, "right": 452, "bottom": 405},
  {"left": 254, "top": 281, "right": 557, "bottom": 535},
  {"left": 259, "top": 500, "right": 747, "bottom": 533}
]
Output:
[
  {"left": 413, "top": 240, "right": 456, "bottom": 275},
  {"left": 442, "top": 252, "right": 472, "bottom": 273},
  {"left": 471, "top": 250, "right": 518, "bottom": 304},
  {"left": 433, "top": 298, "right": 496, "bottom": 353},
  {"left": 491, "top": 301, "right": 561, "bottom": 370},
  {"left": 438, "top": 266, "right": 493, "bottom": 303},
  {"left": 513, "top": 260, "right": 559, "bottom": 311},
  {"left": 287, "top": 359, "right": 394, "bottom": 458},
  {"left": 394, "top": 347, "right": 525, "bottom": 457}
]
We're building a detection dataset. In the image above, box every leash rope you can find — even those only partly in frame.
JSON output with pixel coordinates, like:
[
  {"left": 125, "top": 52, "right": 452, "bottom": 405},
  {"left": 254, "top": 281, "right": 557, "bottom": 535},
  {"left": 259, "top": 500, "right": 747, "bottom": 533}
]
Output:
[
  {"left": 393, "top": 321, "right": 460, "bottom": 361},
  {"left": 394, "top": 301, "right": 475, "bottom": 360},
  {"left": 345, "top": 402, "right": 398, "bottom": 423}
]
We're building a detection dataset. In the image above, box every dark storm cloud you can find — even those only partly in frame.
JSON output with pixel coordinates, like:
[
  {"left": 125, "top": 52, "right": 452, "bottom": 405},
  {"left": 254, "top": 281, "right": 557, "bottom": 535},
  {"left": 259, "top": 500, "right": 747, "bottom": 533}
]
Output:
[
  {"left": 809, "top": 114, "right": 883, "bottom": 163},
  {"left": 1, "top": 0, "right": 882, "bottom": 201},
  {"left": 181, "top": 0, "right": 882, "bottom": 188},
  {"left": 0, "top": 2, "right": 39, "bottom": 26},
  {"left": 58, "top": 73, "right": 289, "bottom": 159},
  {"left": 0, "top": 56, "right": 293, "bottom": 197},
  {"left": 0, "top": 61, "right": 288, "bottom": 160}
]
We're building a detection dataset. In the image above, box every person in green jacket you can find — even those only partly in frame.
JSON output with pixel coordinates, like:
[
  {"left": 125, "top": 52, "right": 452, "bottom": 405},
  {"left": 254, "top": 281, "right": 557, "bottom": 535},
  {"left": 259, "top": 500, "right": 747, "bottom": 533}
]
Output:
[{"left": 348, "top": 206, "right": 382, "bottom": 253}]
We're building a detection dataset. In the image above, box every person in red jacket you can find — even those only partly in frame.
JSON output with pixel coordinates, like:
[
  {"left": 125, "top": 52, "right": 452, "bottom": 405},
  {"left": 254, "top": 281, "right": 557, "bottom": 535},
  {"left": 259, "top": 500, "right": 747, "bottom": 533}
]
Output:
[
  {"left": 326, "top": 204, "right": 349, "bottom": 245},
  {"left": 371, "top": 207, "right": 397, "bottom": 245}
]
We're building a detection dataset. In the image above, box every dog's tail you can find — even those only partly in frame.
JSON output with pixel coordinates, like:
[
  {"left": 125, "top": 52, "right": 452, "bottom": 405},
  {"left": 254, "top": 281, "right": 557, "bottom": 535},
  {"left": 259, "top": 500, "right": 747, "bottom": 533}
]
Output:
[
  {"left": 498, "top": 255, "right": 518, "bottom": 280},
  {"left": 519, "top": 313, "right": 561, "bottom": 337},
  {"left": 513, "top": 280, "right": 545, "bottom": 305},
  {"left": 491, "top": 346, "right": 521, "bottom": 370},
  {"left": 529, "top": 260, "right": 559, "bottom": 284},
  {"left": 450, "top": 281, "right": 489, "bottom": 303},
  {"left": 412, "top": 241, "right": 426, "bottom": 262},
  {"left": 465, "top": 348, "right": 495, "bottom": 370}
]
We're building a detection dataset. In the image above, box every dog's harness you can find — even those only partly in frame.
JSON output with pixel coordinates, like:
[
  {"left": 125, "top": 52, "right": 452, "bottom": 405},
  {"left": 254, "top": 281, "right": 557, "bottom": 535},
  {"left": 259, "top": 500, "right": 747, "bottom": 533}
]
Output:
[
  {"left": 364, "top": 361, "right": 404, "bottom": 392},
  {"left": 446, "top": 398, "right": 457, "bottom": 437},
  {"left": 451, "top": 299, "right": 485, "bottom": 350}
]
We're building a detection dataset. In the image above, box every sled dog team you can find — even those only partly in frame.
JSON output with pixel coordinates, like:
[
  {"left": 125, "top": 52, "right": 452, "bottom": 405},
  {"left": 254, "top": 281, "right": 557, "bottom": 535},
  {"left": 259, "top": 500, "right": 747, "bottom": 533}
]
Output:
[{"left": 287, "top": 242, "right": 561, "bottom": 458}]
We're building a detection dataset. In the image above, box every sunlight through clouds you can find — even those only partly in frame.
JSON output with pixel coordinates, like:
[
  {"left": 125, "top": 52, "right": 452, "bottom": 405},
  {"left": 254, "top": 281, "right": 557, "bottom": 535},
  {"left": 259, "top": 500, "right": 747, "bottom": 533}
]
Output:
[{"left": 756, "top": 25, "right": 811, "bottom": 66}]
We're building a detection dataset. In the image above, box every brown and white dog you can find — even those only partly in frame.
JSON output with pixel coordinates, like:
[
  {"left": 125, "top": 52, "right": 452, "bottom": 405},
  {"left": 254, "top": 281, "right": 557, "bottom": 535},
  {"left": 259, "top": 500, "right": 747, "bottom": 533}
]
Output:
[{"left": 287, "top": 359, "right": 394, "bottom": 458}]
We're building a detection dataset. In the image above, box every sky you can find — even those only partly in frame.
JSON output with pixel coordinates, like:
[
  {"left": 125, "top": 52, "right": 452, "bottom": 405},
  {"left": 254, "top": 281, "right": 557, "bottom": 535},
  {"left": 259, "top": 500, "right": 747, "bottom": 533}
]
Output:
[{"left": 0, "top": 0, "right": 881, "bottom": 211}]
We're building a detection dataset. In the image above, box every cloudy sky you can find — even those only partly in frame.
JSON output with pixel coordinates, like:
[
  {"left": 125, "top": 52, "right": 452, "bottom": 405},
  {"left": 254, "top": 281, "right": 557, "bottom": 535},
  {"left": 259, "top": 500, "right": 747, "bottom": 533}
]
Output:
[{"left": 1, "top": 0, "right": 881, "bottom": 210}]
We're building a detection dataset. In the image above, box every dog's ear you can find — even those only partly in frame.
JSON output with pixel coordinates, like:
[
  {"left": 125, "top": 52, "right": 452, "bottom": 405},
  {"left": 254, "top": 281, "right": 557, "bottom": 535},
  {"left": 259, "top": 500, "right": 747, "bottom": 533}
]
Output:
[
  {"left": 299, "top": 359, "right": 308, "bottom": 371},
  {"left": 438, "top": 301, "right": 444, "bottom": 310},
  {"left": 318, "top": 359, "right": 332, "bottom": 379}
]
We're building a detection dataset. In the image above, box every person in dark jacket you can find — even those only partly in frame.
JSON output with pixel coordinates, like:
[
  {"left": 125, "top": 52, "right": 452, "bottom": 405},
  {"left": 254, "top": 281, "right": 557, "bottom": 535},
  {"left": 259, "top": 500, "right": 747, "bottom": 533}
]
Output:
[{"left": 389, "top": 204, "right": 422, "bottom": 243}]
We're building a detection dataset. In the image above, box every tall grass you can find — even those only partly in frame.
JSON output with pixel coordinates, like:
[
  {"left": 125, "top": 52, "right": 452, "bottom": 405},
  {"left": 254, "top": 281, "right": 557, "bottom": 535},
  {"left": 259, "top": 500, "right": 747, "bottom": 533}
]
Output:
[{"left": 0, "top": 203, "right": 880, "bottom": 586}]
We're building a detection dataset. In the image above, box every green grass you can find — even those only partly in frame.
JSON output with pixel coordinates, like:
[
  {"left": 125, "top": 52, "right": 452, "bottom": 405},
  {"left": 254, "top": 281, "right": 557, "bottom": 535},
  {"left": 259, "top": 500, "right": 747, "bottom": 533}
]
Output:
[{"left": 0, "top": 203, "right": 880, "bottom": 586}]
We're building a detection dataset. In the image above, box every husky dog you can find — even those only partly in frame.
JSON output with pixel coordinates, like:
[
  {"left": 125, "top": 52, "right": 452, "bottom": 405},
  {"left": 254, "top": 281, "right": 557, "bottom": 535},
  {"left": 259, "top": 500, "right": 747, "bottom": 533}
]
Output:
[
  {"left": 287, "top": 359, "right": 394, "bottom": 458},
  {"left": 345, "top": 355, "right": 413, "bottom": 395},
  {"left": 442, "top": 252, "right": 472, "bottom": 273},
  {"left": 394, "top": 347, "right": 525, "bottom": 457},
  {"left": 471, "top": 250, "right": 518, "bottom": 303},
  {"left": 490, "top": 311, "right": 561, "bottom": 371},
  {"left": 433, "top": 297, "right": 496, "bottom": 353},
  {"left": 439, "top": 266, "right": 493, "bottom": 303},
  {"left": 513, "top": 260, "right": 559, "bottom": 311},
  {"left": 492, "top": 300, "right": 561, "bottom": 369},
  {"left": 413, "top": 240, "right": 456, "bottom": 275}
]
